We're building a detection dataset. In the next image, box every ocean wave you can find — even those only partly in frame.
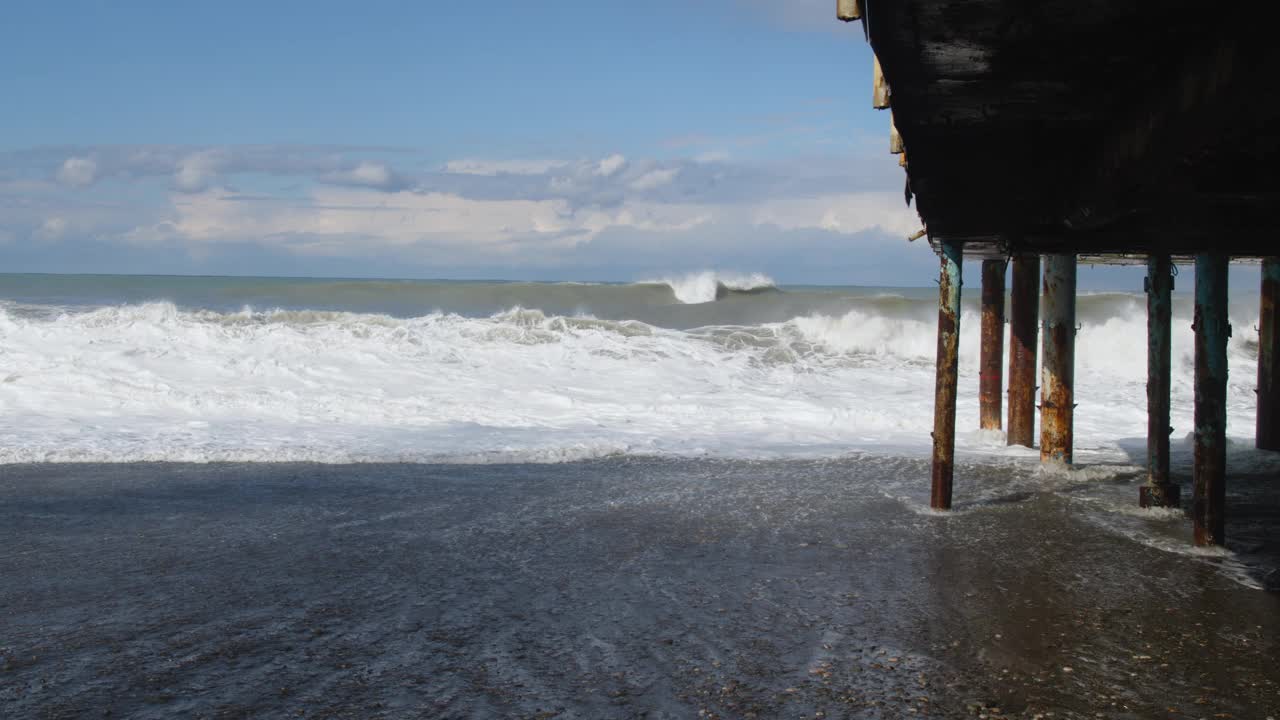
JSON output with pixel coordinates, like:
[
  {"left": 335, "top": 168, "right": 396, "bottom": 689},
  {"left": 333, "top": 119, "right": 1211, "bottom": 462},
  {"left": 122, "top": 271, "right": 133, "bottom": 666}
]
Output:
[
  {"left": 640, "top": 271, "right": 778, "bottom": 304},
  {"left": 0, "top": 298, "right": 1263, "bottom": 465}
]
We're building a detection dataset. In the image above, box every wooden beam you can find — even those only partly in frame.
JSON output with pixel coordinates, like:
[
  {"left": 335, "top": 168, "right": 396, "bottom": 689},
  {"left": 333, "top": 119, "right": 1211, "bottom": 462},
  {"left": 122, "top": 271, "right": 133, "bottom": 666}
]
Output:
[
  {"left": 873, "top": 55, "right": 890, "bottom": 109},
  {"left": 1063, "top": 14, "right": 1250, "bottom": 233}
]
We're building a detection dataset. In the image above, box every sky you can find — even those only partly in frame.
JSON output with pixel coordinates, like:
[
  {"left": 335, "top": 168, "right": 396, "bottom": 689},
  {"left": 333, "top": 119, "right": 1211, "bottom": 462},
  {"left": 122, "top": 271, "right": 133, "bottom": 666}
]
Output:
[{"left": 0, "top": 0, "right": 1207, "bottom": 288}]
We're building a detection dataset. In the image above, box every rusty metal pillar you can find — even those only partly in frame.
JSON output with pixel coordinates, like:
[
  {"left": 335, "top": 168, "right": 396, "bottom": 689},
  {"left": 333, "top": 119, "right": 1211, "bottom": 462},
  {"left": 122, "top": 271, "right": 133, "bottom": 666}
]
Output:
[
  {"left": 1141, "top": 255, "right": 1179, "bottom": 508},
  {"left": 1007, "top": 255, "right": 1039, "bottom": 447},
  {"left": 979, "top": 259, "right": 1007, "bottom": 431},
  {"left": 931, "top": 241, "right": 963, "bottom": 510},
  {"left": 1040, "top": 255, "right": 1077, "bottom": 465},
  {"left": 1193, "top": 253, "right": 1229, "bottom": 546},
  {"left": 1257, "top": 258, "right": 1280, "bottom": 451}
]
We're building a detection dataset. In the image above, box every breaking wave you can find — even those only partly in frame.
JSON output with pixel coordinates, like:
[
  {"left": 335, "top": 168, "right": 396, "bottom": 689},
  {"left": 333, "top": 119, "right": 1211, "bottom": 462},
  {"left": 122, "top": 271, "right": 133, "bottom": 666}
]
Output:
[
  {"left": 641, "top": 271, "right": 779, "bottom": 304},
  {"left": 0, "top": 285, "right": 1262, "bottom": 464}
]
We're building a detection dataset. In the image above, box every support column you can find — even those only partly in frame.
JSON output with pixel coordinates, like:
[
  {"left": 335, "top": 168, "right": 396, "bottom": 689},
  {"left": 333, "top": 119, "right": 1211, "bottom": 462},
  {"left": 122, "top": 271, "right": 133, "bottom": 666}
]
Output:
[
  {"left": 1040, "top": 255, "right": 1077, "bottom": 465},
  {"left": 1141, "top": 255, "right": 1178, "bottom": 507},
  {"left": 1193, "top": 253, "right": 1229, "bottom": 547},
  {"left": 979, "top": 259, "right": 1007, "bottom": 431},
  {"left": 1007, "top": 255, "right": 1040, "bottom": 447},
  {"left": 1257, "top": 258, "right": 1280, "bottom": 450},
  {"left": 931, "top": 241, "right": 963, "bottom": 510}
]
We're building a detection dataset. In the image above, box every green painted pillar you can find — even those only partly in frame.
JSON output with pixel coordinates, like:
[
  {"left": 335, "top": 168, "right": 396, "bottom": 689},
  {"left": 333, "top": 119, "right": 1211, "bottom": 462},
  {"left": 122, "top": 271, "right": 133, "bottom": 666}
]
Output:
[
  {"left": 1256, "top": 258, "right": 1280, "bottom": 450},
  {"left": 1141, "top": 255, "right": 1178, "bottom": 508},
  {"left": 1193, "top": 253, "right": 1229, "bottom": 547}
]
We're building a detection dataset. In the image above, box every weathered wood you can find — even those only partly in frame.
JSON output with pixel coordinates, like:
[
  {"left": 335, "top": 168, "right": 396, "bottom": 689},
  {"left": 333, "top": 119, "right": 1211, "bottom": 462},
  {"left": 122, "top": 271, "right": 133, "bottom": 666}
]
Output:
[
  {"left": 934, "top": 227, "right": 1280, "bottom": 263},
  {"left": 889, "top": 113, "right": 904, "bottom": 154},
  {"left": 860, "top": 2, "right": 1280, "bottom": 258},
  {"left": 837, "top": 0, "right": 862, "bottom": 22},
  {"left": 979, "top": 259, "right": 1006, "bottom": 431},
  {"left": 1140, "top": 255, "right": 1178, "bottom": 508},
  {"left": 931, "top": 241, "right": 963, "bottom": 510},
  {"left": 1007, "top": 255, "right": 1039, "bottom": 447},
  {"left": 1063, "top": 24, "right": 1243, "bottom": 234},
  {"left": 1040, "top": 255, "right": 1076, "bottom": 465},
  {"left": 1193, "top": 253, "right": 1229, "bottom": 546},
  {"left": 1257, "top": 258, "right": 1280, "bottom": 450},
  {"left": 873, "top": 55, "right": 890, "bottom": 109}
]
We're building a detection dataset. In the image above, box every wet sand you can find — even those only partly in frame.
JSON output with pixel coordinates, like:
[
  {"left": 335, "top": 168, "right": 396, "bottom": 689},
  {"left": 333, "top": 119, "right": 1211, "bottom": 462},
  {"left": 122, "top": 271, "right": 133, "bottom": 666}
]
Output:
[{"left": 2, "top": 458, "right": 1278, "bottom": 719}]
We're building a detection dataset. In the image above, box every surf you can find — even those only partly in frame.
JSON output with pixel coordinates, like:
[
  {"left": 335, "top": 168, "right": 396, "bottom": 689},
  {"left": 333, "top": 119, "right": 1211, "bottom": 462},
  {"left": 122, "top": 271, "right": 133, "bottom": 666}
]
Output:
[
  {"left": 638, "top": 271, "right": 779, "bottom": 304},
  {"left": 0, "top": 288, "right": 1263, "bottom": 465}
]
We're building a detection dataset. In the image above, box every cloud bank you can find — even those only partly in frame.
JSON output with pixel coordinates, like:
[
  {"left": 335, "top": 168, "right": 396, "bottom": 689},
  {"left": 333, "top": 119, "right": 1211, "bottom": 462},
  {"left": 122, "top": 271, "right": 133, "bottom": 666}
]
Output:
[{"left": 0, "top": 143, "right": 924, "bottom": 282}]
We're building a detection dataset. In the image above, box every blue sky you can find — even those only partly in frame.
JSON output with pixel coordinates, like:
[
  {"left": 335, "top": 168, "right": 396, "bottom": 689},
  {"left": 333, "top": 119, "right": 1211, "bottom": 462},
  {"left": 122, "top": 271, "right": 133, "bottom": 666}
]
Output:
[{"left": 0, "top": 1, "right": 1180, "bottom": 287}]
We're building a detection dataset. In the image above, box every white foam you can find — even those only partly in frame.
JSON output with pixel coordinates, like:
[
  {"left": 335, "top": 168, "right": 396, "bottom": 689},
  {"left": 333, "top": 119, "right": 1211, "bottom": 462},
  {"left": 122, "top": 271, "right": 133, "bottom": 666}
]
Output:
[
  {"left": 0, "top": 303, "right": 924, "bottom": 464},
  {"left": 0, "top": 296, "right": 1263, "bottom": 466},
  {"left": 1065, "top": 492, "right": 1266, "bottom": 590},
  {"left": 644, "top": 271, "right": 776, "bottom": 304}
]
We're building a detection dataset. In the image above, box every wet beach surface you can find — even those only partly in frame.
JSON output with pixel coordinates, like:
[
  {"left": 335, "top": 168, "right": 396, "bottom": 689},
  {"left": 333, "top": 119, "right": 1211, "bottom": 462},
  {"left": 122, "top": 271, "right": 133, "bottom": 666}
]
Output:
[{"left": 2, "top": 458, "right": 1278, "bottom": 719}]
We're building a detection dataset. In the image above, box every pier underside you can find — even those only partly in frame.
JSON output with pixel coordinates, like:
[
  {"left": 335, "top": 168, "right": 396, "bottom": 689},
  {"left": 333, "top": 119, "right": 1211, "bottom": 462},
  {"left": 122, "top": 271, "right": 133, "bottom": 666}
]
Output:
[
  {"left": 854, "top": 2, "right": 1280, "bottom": 544},
  {"left": 864, "top": 1, "right": 1280, "bottom": 259}
]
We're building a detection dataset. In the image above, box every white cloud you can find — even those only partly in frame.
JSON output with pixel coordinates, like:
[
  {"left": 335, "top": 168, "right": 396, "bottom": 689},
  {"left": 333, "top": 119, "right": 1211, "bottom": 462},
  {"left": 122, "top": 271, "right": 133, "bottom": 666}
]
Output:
[
  {"left": 35, "top": 217, "right": 70, "bottom": 241},
  {"left": 4, "top": 143, "right": 924, "bottom": 276},
  {"left": 595, "top": 154, "right": 627, "bottom": 177},
  {"left": 630, "top": 167, "right": 679, "bottom": 191},
  {"left": 121, "top": 183, "right": 917, "bottom": 261},
  {"left": 344, "top": 162, "right": 393, "bottom": 187},
  {"left": 124, "top": 187, "right": 719, "bottom": 254},
  {"left": 751, "top": 192, "right": 920, "bottom": 238},
  {"left": 319, "top": 161, "right": 409, "bottom": 191},
  {"left": 56, "top": 156, "right": 98, "bottom": 187},
  {"left": 173, "top": 150, "right": 224, "bottom": 193}
]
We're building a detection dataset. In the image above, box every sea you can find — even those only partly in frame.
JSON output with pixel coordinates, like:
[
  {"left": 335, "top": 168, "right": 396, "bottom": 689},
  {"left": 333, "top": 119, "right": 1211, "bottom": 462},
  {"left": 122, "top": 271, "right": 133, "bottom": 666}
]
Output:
[
  {"left": 0, "top": 270, "right": 1267, "bottom": 465},
  {"left": 2, "top": 271, "right": 1278, "bottom": 718}
]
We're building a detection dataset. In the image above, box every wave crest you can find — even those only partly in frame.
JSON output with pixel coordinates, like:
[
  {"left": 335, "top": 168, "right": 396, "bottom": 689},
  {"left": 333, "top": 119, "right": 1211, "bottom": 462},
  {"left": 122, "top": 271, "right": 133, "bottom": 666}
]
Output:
[
  {"left": 0, "top": 293, "right": 1265, "bottom": 466},
  {"left": 641, "top": 271, "right": 777, "bottom": 304}
]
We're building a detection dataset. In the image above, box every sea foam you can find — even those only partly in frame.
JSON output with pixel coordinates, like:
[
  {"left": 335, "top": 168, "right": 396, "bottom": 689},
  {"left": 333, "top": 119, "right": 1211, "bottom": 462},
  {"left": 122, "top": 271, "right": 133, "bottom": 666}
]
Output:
[
  {"left": 0, "top": 291, "right": 1262, "bottom": 465},
  {"left": 643, "top": 271, "right": 777, "bottom": 304}
]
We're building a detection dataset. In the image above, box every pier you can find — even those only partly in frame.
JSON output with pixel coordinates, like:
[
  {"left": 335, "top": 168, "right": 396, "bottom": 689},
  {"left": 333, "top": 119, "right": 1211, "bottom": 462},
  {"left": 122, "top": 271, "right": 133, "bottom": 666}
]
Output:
[{"left": 840, "top": 2, "right": 1280, "bottom": 545}]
